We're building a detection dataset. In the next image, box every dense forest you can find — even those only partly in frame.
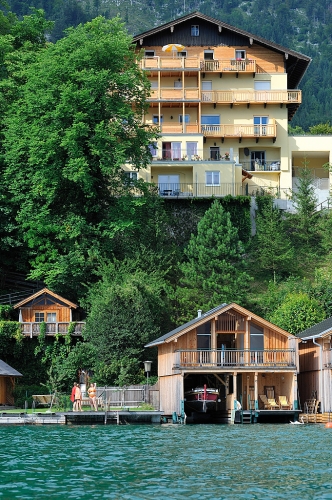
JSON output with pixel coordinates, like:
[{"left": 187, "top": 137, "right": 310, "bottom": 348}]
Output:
[
  {"left": 0, "top": 7, "right": 331, "bottom": 404},
  {"left": 1, "top": 0, "right": 332, "bottom": 130}
]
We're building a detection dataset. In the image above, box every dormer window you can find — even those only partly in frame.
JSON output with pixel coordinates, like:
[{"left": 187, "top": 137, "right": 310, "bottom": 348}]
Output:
[
  {"left": 235, "top": 50, "right": 246, "bottom": 60},
  {"left": 191, "top": 25, "right": 199, "bottom": 36}
]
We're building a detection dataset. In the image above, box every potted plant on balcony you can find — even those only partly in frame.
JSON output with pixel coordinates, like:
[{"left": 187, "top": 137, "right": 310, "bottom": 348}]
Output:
[
  {"left": 182, "top": 154, "right": 188, "bottom": 161},
  {"left": 224, "top": 152, "right": 230, "bottom": 160}
]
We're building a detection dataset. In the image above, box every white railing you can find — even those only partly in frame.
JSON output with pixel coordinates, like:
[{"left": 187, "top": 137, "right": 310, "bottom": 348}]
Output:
[
  {"left": 174, "top": 349, "right": 296, "bottom": 368},
  {"left": 21, "top": 322, "right": 85, "bottom": 337}
]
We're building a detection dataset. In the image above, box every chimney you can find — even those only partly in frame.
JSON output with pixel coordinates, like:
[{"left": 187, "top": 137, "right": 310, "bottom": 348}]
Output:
[{"left": 197, "top": 309, "right": 202, "bottom": 318}]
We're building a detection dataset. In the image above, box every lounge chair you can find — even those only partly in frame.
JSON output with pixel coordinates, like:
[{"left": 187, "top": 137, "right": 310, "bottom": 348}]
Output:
[
  {"left": 278, "top": 396, "right": 292, "bottom": 410},
  {"left": 259, "top": 394, "right": 279, "bottom": 409}
]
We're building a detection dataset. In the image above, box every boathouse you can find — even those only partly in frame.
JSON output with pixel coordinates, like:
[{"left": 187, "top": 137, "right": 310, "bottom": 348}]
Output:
[
  {"left": 146, "top": 303, "right": 300, "bottom": 422},
  {"left": 13, "top": 288, "right": 85, "bottom": 337},
  {"left": 298, "top": 317, "right": 332, "bottom": 414},
  {"left": 0, "top": 359, "right": 22, "bottom": 406}
]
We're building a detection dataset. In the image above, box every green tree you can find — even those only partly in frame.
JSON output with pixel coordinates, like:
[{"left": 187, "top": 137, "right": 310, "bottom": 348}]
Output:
[
  {"left": 309, "top": 122, "right": 332, "bottom": 134},
  {"left": 82, "top": 259, "right": 167, "bottom": 384},
  {"left": 176, "top": 200, "right": 252, "bottom": 321},
  {"left": 253, "top": 196, "right": 295, "bottom": 281},
  {"left": 269, "top": 292, "right": 325, "bottom": 335},
  {"left": 2, "top": 16, "right": 157, "bottom": 297},
  {"left": 287, "top": 163, "right": 320, "bottom": 262}
]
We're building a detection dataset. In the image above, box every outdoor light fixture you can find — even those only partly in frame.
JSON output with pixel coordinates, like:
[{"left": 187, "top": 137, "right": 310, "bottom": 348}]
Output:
[{"left": 144, "top": 361, "right": 152, "bottom": 404}]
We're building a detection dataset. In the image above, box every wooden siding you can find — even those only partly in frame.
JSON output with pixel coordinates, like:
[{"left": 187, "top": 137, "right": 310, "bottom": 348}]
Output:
[
  {"left": 159, "top": 374, "right": 183, "bottom": 414},
  {"left": 21, "top": 305, "right": 71, "bottom": 323},
  {"left": 299, "top": 343, "right": 320, "bottom": 372},
  {"left": 0, "top": 378, "right": 6, "bottom": 405},
  {"left": 265, "top": 329, "right": 288, "bottom": 349}
]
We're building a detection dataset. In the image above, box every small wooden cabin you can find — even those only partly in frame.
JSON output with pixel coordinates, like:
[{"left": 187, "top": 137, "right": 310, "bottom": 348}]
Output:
[
  {"left": 146, "top": 303, "right": 299, "bottom": 420},
  {"left": 14, "top": 288, "right": 85, "bottom": 337},
  {"left": 0, "top": 359, "right": 22, "bottom": 406},
  {"left": 298, "top": 317, "right": 332, "bottom": 413}
]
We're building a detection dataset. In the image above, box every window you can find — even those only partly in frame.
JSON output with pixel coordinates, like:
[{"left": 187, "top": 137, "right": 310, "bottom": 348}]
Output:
[
  {"left": 144, "top": 50, "right": 155, "bottom": 57},
  {"left": 191, "top": 25, "right": 199, "bottom": 36},
  {"left": 149, "top": 143, "right": 158, "bottom": 157},
  {"left": 35, "top": 312, "right": 45, "bottom": 323},
  {"left": 178, "top": 51, "right": 187, "bottom": 58},
  {"left": 210, "top": 147, "right": 220, "bottom": 160},
  {"left": 202, "top": 81, "right": 212, "bottom": 101},
  {"left": 124, "top": 172, "right": 138, "bottom": 181},
  {"left": 235, "top": 50, "right": 246, "bottom": 59},
  {"left": 201, "top": 115, "right": 220, "bottom": 125},
  {"left": 254, "top": 116, "right": 268, "bottom": 136},
  {"left": 204, "top": 50, "right": 214, "bottom": 60},
  {"left": 153, "top": 115, "right": 163, "bottom": 124},
  {"left": 174, "top": 80, "right": 182, "bottom": 88},
  {"left": 179, "top": 115, "right": 190, "bottom": 123},
  {"left": 150, "top": 81, "right": 158, "bottom": 89},
  {"left": 251, "top": 151, "right": 266, "bottom": 170},
  {"left": 206, "top": 171, "right": 220, "bottom": 186},
  {"left": 197, "top": 323, "right": 211, "bottom": 349},
  {"left": 186, "top": 142, "right": 198, "bottom": 157},
  {"left": 254, "top": 81, "right": 271, "bottom": 90},
  {"left": 47, "top": 313, "right": 56, "bottom": 322},
  {"left": 250, "top": 323, "right": 264, "bottom": 350}
]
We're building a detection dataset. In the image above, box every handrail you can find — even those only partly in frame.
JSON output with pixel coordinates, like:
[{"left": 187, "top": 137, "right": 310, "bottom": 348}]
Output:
[{"left": 174, "top": 349, "right": 296, "bottom": 368}]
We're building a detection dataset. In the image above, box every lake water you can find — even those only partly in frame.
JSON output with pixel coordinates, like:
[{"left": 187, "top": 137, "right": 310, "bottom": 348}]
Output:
[{"left": 1, "top": 423, "right": 332, "bottom": 499}]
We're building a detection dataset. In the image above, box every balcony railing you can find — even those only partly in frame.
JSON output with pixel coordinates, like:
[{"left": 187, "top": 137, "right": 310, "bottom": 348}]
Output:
[
  {"left": 21, "top": 322, "right": 85, "bottom": 337},
  {"left": 153, "top": 149, "right": 233, "bottom": 161},
  {"left": 240, "top": 160, "right": 281, "bottom": 172},
  {"left": 201, "top": 90, "right": 301, "bottom": 104},
  {"left": 148, "top": 88, "right": 301, "bottom": 104},
  {"left": 174, "top": 349, "right": 296, "bottom": 369},
  {"left": 156, "top": 183, "right": 244, "bottom": 197},
  {"left": 140, "top": 57, "right": 257, "bottom": 73},
  {"left": 202, "top": 123, "right": 277, "bottom": 139}
]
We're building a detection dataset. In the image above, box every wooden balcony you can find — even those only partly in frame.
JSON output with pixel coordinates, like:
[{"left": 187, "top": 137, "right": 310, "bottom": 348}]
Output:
[
  {"left": 140, "top": 57, "right": 257, "bottom": 74},
  {"left": 202, "top": 89, "right": 301, "bottom": 105},
  {"left": 21, "top": 322, "right": 85, "bottom": 337},
  {"left": 148, "top": 88, "right": 301, "bottom": 105},
  {"left": 174, "top": 349, "right": 296, "bottom": 370},
  {"left": 202, "top": 123, "right": 277, "bottom": 140},
  {"left": 150, "top": 122, "right": 277, "bottom": 138}
]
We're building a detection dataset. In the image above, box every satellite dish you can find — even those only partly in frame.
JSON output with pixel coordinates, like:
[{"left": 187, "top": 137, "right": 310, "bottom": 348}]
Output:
[{"left": 244, "top": 148, "right": 250, "bottom": 156}]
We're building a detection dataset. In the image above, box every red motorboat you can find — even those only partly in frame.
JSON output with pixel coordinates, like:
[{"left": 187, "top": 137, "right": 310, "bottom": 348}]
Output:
[{"left": 184, "top": 384, "right": 219, "bottom": 413}]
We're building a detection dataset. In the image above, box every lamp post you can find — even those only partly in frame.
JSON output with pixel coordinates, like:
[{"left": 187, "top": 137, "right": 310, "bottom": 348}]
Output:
[{"left": 144, "top": 361, "right": 152, "bottom": 403}]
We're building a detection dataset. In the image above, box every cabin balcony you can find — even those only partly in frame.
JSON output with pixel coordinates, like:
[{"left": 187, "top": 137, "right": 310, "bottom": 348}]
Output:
[
  {"left": 20, "top": 322, "right": 85, "bottom": 337},
  {"left": 240, "top": 159, "right": 281, "bottom": 172},
  {"left": 174, "top": 349, "right": 296, "bottom": 370}
]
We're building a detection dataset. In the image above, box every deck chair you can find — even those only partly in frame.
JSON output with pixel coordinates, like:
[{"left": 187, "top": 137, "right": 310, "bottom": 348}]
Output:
[
  {"left": 278, "top": 396, "right": 292, "bottom": 410},
  {"left": 267, "top": 398, "right": 280, "bottom": 409},
  {"left": 259, "top": 394, "right": 272, "bottom": 409}
]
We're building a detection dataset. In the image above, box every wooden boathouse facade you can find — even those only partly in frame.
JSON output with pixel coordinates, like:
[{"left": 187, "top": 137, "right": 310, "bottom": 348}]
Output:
[{"left": 146, "top": 303, "right": 299, "bottom": 421}]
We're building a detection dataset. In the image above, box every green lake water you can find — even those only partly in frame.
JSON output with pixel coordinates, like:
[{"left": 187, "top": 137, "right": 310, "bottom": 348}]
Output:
[{"left": 1, "top": 423, "right": 332, "bottom": 499}]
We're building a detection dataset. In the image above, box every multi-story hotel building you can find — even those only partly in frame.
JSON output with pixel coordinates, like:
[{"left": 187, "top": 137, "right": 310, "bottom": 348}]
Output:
[{"left": 127, "top": 12, "right": 331, "bottom": 205}]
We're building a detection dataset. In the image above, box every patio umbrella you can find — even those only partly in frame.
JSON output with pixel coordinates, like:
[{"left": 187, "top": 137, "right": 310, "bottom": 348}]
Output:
[{"left": 162, "top": 43, "right": 186, "bottom": 57}]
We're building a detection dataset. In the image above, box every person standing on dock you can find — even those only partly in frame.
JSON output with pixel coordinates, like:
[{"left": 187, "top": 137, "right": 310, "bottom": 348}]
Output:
[
  {"left": 74, "top": 383, "right": 83, "bottom": 411},
  {"left": 88, "top": 383, "right": 98, "bottom": 411},
  {"left": 70, "top": 383, "right": 77, "bottom": 411}
]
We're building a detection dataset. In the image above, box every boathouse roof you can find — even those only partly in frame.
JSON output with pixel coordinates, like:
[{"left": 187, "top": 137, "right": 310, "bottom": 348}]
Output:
[
  {"left": 298, "top": 316, "right": 332, "bottom": 340},
  {"left": 145, "top": 302, "right": 294, "bottom": 347},
  {"left": 13, "top": 288, "right": 78, "bottom": 310}
]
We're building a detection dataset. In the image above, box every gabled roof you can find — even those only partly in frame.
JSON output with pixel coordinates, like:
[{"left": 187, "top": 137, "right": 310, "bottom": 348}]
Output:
[
  {"left": 13, "top": 288, "right": 78, "bottom": 310},
  {"left": 133, "top": 11, "right": 311, "bottom": 89},
  {"left": 0, "top": 360, "right": 22, "bottom": 377},
  {"left": 298, "top": 317, "right": 332, "bottom": 340},
  {"left": 145, "top": 302, "right": 294, "bottom": 347}
]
